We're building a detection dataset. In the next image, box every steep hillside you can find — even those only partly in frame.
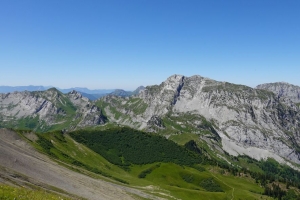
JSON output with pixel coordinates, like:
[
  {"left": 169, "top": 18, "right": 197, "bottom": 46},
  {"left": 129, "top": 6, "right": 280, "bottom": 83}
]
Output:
[
  {"left": 0, "top": 128, "right": 168, "bottom": 200},
  {"left": 0, "top": 89, "right": 106, "bottom": 132},
  {"left": 97, "top": 75, "right": 300, "bottom": 166},
  {"left": 2, "top": 128, "right": 289, "bottom": 200},
  {"left": 256, "top": 82, "right": 300, "bottom": 104}
]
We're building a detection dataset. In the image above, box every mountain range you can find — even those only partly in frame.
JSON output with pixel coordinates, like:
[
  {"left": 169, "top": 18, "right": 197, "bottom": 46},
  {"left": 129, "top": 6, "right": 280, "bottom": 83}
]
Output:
[
  {"left": 1, "top": 75, "right": 300, "bottom": 166},
  {"left": 1, "top": 74, "right": 300, "bottom": 199},
  {"left": 0, "top": 85, "right": 142, "bottom": 100}
]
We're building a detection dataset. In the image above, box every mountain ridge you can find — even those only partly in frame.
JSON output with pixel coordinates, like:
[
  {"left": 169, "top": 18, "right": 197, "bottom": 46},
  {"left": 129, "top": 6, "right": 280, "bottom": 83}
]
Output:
[
  {"left": 1, "top": 74, "right": 300, "bottom": 168},
  {"left": 0, "top": 85, "right": 146, "bottom": 100},
  {"left": 256, "top": 82, "right": 300, "bottom": 103},
  {"left": 97, "top": 74, "right": 300, "bottom": 167}
]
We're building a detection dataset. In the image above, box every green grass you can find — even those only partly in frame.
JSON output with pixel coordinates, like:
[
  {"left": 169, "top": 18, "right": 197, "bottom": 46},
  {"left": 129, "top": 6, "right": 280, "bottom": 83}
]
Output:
[
  {"left": 69, "top": 127, "right": 202, "bottom": 166},
  {"left": 124, "top": 98, "right": 148, "bottom": 115},
  {"left": 168, "top": 133, "right": 200, "bottom": 146},
  {"left": 17, "top": 129, "right": 279, "bottom": 200},
  {"left": 134, "top": 163, "right": 272, "bottom": 200},
  {"left": 95, "top": 97, "right": 148, "bottom": 122},
  {"left": 0, "top": 184, "right": 72, "bottom": 200}
]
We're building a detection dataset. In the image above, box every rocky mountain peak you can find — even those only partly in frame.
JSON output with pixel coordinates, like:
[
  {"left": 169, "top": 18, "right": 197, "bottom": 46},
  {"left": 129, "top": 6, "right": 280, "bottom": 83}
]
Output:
[
  {"left": 98, "top": 75, "right": 300, "bottom": 166},
  {"left": 45, "top": 87, "right": 61, "bottom": 94},
  {"left": 256, "top": 82, "right": 300, "bottom": 103},
  {"left": 163, "top": 74, "right": 185, "bottom": 90},
  {"left": 68, "top": 90, "right": 83, "bottom": 100},
  {"left": 132, "top": 86, "right": 145, "bottom": 95}
]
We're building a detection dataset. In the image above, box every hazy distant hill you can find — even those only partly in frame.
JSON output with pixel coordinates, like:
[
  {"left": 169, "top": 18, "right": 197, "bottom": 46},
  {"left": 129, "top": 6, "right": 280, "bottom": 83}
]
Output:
[
  {"left": 0, "top": 85, "right": 52, "bottom": 93},
  {"left": 0, "top": 86, "right": 115, "bottom": 100},
  {"left": 59, "top": 87, "right": 114, "bottom": 94},
  {"left": 0, "top": 86, "right": 145, "bottom": 100}
]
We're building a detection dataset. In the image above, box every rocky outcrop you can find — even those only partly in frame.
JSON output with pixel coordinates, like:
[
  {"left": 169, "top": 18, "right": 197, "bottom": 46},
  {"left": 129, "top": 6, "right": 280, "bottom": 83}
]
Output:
[
  {"left": 146, "top": 115, "right": 165, "bottom": 132},
  {"left": 79, "top": 105, "right": 106, "bottom": 126},
  {"left": 0, "top": 88, "right": 106, "bottom": 131},
  {"left": 0, "top": 89, "right": 64, "bottom": 124},
  {"left": 257, "top": 82, "right": 300, "bottom": 103}
]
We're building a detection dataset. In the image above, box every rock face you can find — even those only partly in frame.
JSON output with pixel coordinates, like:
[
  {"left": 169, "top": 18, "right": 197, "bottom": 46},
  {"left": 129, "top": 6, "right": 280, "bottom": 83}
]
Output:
[
  {"left": 0, "top": 88, "right": 106, "bottom": 131},
  {"left": 99, "top": 75, "right": 300, "bottom": 165},
  {"left": 146, "top": 115, "right": 165, "bottom": 132},
  {"left": 256, "top": 82, "right": 300, "bottom": 103}
]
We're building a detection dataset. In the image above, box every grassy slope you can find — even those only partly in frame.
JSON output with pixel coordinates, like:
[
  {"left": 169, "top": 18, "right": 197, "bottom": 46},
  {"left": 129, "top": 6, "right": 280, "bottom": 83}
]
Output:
[
  {"left": 0, "top": 184, "right": 71, "bottom": 200},
  {"left": 95, "top": 97, "right": 147, "bottom": 127},
  {"left": 17, "top": 129, "right": 276, "bottom": 200}
]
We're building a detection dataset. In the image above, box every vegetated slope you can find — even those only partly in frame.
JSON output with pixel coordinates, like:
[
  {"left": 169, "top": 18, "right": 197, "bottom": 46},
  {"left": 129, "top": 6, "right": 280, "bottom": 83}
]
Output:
[
  {"left": 0, "top": 128, "right": 159, "bottom": 200},
  {"left": 98, "top": 75, "right": 300, "bottom": 166},
  {"left": 3, "top": 127, "right": 300, "bottom": 199},
  {"left": 107, "top": 86, "right": 145, "bottom": 98},
  {"left": 0, "top": 88, "right": 106, "bottom": 132},
  {"left": 56, "top": 127, "right": 277, "bottom": 199},
  {"left": 55, "top": 127, "right": 300, "bottom": 199},
  {"left": 0, "top": 184, "right": 72, "bottom": 200},
  {"left": 69, "top": 127, "right": 202, "bottom": 166},
  {"left": 256, "top": 82, "right": 300, "bottom": 103}
]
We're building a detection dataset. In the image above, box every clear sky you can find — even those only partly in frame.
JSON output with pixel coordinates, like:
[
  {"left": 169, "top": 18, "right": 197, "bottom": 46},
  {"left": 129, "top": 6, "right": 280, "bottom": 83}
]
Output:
[{"left": 1, "top": 0, "right": 299, "bottom": 90}]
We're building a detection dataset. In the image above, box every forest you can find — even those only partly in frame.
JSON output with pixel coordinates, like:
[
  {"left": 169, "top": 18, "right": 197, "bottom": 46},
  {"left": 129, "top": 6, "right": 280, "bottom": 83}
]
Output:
[{"left": 69, "top": 127, "right": 203, "bottom": 167}]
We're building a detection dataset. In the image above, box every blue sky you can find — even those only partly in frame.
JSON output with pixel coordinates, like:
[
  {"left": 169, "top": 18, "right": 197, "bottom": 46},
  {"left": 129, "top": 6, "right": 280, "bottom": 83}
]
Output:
[{"left": 0, "top": 0, "right": 299, "bottom": 90}]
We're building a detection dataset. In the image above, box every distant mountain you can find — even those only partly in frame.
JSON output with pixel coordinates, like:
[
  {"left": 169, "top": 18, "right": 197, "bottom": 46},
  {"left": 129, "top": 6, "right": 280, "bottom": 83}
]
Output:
[
  {"left": 256, "top": 82, "right": 300, "bottom": 103},
  {"left": 0, "top": 85, "right": 116, "bottom": 101},
  {"left": 0, "top": 85, "right": 52, "bottom": 93},
  {"left": 107, "top": 86, "right": 145, "bottom": 97},
  {"left": 0, "top": 85, "right": 114, "bottom": 95},
  {"left": 59, "top": 87, "right": 114, "bottom": 94},
  {"left": 0, "top": 88, "right": 106, "bottom": 132},
  {"left": 0, "top": 85, "right": 147, "bottom": 100},
  {"left": 80, "top": 92, "right": 107, "bottom": 101},
  {"left": 109, "top": 89, "right": 132, "bottom": 97},
  {"left": 132, "top": 86, "right": 145, "bottom": 95}
]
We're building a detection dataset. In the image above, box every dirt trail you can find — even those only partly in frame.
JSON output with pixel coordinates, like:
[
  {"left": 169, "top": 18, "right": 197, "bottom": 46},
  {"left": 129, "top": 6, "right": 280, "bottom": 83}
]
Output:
[{"left": 0, "top": 129, "right": 161, "bottom": 200}]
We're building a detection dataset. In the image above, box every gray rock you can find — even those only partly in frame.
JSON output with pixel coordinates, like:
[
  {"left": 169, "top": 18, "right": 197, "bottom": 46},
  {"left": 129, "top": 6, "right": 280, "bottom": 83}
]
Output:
[
  {"left": 99, "top": 75, "right": 300, "bottom": 166},
  {"left": 257, "top": 82, "right": 300, "bottom": 103},
  {"left": 0, "top": 88, "right": 106, "bottom": 131}
]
